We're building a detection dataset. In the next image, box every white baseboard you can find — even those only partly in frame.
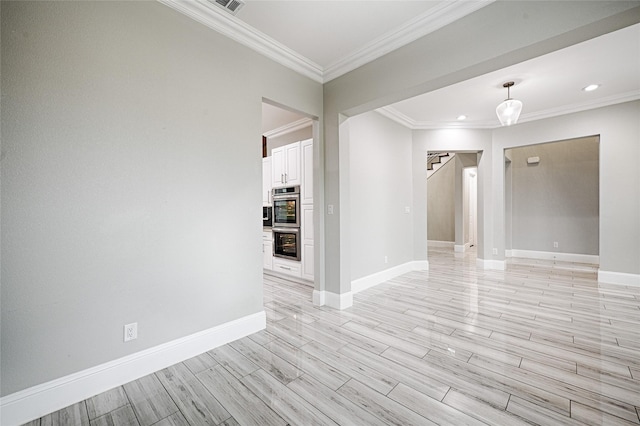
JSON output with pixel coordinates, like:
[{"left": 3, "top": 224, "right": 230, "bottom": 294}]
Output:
[
  {"left": 0, "top": 311, "right": 266, "bottom": 426},
  {"left": 313, "top": 290, "right": 353, "bottom": 309},
  {"left": 507, "top": 249, "right": 599, "bottom": 265},
  {"left": 454, "top": 244, "right": 465, "bottom": 253},
  {"left": 598, "top": 270, "right": 640, "bottom": 287},
  {"left": 312, "top": 289, "right": 325, "bottom": 306},
  {"left": 428, "top": 240, "right": 454, "bottom": 248},
  {"left": 325, "top": 291, "right": 353, "bottom": 310},
  {"left": 313, "top": 261, "right": 430, "bottom": 311},
  {"left": 352, "top": 260, "right": 429, "bottom": 294},
  {"left": 476, "top": 258, "right": 506, "bottom": 270}
]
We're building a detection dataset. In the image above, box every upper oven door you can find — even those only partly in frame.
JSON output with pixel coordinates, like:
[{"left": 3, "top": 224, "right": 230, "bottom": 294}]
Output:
[{"left": 272, "top": 194, "right": 299, "bottom": 227}]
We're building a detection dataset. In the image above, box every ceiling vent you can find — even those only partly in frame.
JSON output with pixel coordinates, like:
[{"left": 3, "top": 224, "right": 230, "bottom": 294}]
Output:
[{"left": 210, "top": 0, "right": 245, "bottom": 15}]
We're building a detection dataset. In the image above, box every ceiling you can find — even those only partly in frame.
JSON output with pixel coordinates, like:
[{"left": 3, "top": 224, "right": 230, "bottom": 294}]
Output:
[
  {"left": 159, "top": 0, "right": 640, "bottom": 132},
  {"left": 238, "top": 1, "right": 444, "bottom": 69},
  {"left": 382, "top": 23, "right": 640, "bottom": 129},
  {"left": 261, "top": 102, "right": 308, "bottom": 135}
]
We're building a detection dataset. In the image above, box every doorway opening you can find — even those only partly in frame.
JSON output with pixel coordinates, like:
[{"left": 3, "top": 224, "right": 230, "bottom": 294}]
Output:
[
  {"left": 427, "top": 152, "right": 479, "bottom": 260},
  {"left": 504, "top": 136, "right": 600, "bottom": 266},
  {"left": 261, "top": 100, "right": 317, "bottom": 289}
]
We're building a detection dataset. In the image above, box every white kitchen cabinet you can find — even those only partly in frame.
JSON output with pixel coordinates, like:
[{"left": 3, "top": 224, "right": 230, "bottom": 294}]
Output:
[
  {"left": 271, "top": 142, "right": 301, "bottom": 188},
  {"left": 262, "top": 157, "right": 272, "bottom": 206},
  {"left": 301, "top": 204, "right": 314, "bottom": 281},
  {"left": 272, "top": 257, "right": 302, "bottom": 278},
  {"left": 262, "top": 231, "right": 273, "bottom": 270},
  {"left": 301, "top": 138, "right": 313, "bottom": 204}
]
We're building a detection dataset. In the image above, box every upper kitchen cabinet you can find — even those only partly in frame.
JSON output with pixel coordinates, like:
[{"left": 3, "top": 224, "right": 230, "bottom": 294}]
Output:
[
  {"left": 262, "top": 157, "right": 272, "bottom": 206},
  {"left": 272, "top": 141, "right": 301, "bottom": 188},
  {"left": 301, "top": 138, "right": 313, "bottom": 204}
]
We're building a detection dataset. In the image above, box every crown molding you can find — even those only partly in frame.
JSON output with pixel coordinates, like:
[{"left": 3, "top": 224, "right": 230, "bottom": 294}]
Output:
[
  {"left": 157, "top": 0, "right": 324, "bottom": 83},
  {"left": 323, "top": 0, "right": 495, "bottom": 82},
  {"left": 158, "top": 0, "right": 494, "bottom": 84},
  {"left": 375, "top": 106, "right": 495, "bottom": 130},
  {"left": 378, "top": 91, "right": 640, "bottom": 130},
  {"left": 263, "top": 117, "right": 313, "bottom": 139},
  {"left": 517, "top": 90, "right": 640, "bottom": 124}
]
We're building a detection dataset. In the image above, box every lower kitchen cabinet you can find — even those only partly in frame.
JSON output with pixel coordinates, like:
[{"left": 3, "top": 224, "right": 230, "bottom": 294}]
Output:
[
  {"left": 262, "top": 231, "right": 273, "bottom": 270},
  {"left": 272, "top": 257, "right": 302, "bottom": 278},
  {"left": 301, "top": 204, "right": 314, "bottom": 281}
]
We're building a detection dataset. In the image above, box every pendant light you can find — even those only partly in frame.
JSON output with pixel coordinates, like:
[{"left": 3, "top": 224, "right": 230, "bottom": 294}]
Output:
[{"left": 496, "top": 81, "right": 523, "bottom": 126}]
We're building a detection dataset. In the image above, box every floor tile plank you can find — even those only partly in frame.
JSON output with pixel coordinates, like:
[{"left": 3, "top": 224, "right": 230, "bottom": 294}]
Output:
[
  {"left": 155, "top": 364, "right": 229, "bottom": 425},
  {"left": 337, "top": 379, "right": 437, "bottom": 425},
  {"left": 41, "top": 402, "right": 90, "bottom": 426},
  {"left": 387, "top": 383, "right": 485, "bottom": 426},
  {"left": 242, "top": 369, "right": 338, "bottom": 426},
  {"left": 86, "top": 388, "right": 129, "bottom": 421},
  {"left": 229, "top": 337, "right": 302, "bottom": 384},
  {"left": 263, "top": 338, "right": 350, "bottom": 390},
  {"left": 89, "top": 405, "right": 139, "bottom": 426},
  {"left": 182, "top": 353, "right": 218, "bottom": 375},
  {"left": 123, "top": 374, "right": 178, "bottom": 426},
  {"left": 287, "top": 375, "right": 388, "bottom": 426},
  {"left": 197, "top": 365, "right": 286, "bottom": 426}
]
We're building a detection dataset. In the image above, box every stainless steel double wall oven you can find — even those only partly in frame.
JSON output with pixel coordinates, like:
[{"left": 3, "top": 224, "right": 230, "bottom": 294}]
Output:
[{"left": 272, "top": 186, "right": 301, "bottom": 261}]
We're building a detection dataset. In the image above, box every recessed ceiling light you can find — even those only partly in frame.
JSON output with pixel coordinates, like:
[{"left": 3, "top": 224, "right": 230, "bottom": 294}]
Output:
[
  {"left": 457, "top": 115, "right": 467, "bottom": 121},
  {"left": 583, "top": 84, "right": 600, "bottom": 92}
]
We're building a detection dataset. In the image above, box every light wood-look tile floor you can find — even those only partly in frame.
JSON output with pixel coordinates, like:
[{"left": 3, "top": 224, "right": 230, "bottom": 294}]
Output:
[{"left": 23, "top": 248, "right": 640, "bottom": 425}]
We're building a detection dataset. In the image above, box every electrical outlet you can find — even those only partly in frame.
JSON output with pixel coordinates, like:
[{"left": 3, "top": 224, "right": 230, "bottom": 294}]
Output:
[
  {"left": 327, "top": 204, "right": 334, "bottom": 215},
  {"left": 384, "top": 256, "right": 388, "bottom": 264},
  {"left": 124, "top": 323, "right": 137, "bottom": 342},
  {"left": 492, "top": 248, "right": 498, "bottom": 255},
  {"left": 404, "top": 206, "right": 410, "bottom": 214},
  {"left": 553, "top": 242, "right": 559, "bottom": 248}
]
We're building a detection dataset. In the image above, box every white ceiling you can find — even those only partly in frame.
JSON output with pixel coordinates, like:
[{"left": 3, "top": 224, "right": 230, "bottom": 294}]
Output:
[
  {"left": 159, "top": 0, "right": 640, "bottom": 132},
  {"left": 382, "top": 23, "right": 640, "bottom": 129},
  {"left": 261, "top": 102, "right": 307, "bottom": 135},
  {"left": 239, "top": 1, "right": 443, "bottom": 68}
]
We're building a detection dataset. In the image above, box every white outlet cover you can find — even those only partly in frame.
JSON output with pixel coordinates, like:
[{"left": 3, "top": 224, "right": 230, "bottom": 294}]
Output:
[{"left": 124, "top": 323, "right": 137, "bottom": 342}]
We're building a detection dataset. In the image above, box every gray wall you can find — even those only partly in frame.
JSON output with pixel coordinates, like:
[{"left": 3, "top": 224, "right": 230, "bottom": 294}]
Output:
[
  {"left": 427, "top": 158, "right": 455, "bottom": 242},
  {"left": 348, "top": 112, "right": 413, "bottom": 280},
  {"left": 1, "top": 1, "right": 322, "bottom": 396},
  {"left": 507, "top": 137, "right": 599, "bottom": 255},
  {"left": 492, "top": 102, "right": 639, "bottom": 274}
]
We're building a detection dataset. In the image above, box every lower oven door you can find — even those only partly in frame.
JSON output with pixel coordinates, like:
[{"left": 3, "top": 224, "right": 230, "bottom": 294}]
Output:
[{"left": 273, "top": 228, "right": 301, "bottom": 261}]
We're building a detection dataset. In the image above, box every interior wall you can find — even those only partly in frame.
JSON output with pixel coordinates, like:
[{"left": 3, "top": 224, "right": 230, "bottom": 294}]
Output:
[
  {"left": 427, "top": 158, "right": 455, "bottom": 242},
  {"left": 492, "top": 101, "right": 640, "bottom": 274},
  {"left": 507, "top": 137, "right": 599, "bottom": 255},
  {"left": 349, "top": 111, "right": 413, "bottom": 280},
  {"left": 0, "top": 0, "right": 322, "bottom": 397}
]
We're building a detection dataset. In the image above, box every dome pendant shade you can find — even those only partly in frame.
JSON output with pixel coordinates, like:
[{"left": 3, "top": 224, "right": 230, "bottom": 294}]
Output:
[
  {"left": 496, "top": 98, "right": 523, "bottom": 126},
  {"left": 496, "top": 81, "right": 522, "bottom": 126}
]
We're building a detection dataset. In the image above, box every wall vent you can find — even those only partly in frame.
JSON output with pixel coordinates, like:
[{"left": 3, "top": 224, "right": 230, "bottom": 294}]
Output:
[{"left": 210, "top": 0, "right": 245, "bottom": 15}]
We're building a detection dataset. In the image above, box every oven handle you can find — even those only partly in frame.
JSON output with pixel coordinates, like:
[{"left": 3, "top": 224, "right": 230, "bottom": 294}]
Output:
[
  {"left": 272, "top": 227, "right": 300, "bottom": 233},
  {"left": 272, "top": 194, "right": 300, "bottom": 201}
]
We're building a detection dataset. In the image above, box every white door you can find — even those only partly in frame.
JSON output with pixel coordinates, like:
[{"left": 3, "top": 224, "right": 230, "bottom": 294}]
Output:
[{"left": 466, "top": 168, "right": 478, "bottom": 247}]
